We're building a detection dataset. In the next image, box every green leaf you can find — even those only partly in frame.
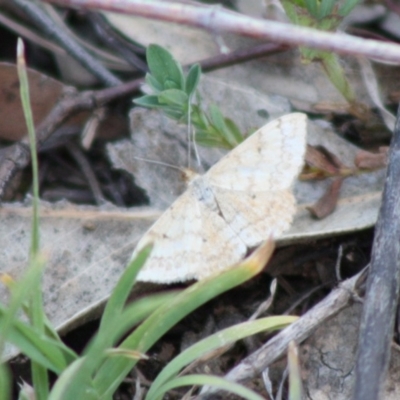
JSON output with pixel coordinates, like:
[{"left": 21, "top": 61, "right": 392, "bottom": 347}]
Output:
[
  {"left": 0, "top": 306, "right": 76, "bottom": 373},
  {"left": 209, "top": 104, "right": 228, "bottom": 133},
  {"left": 225, "top": 118, "right": 245, "bottom": 146},
  {"left": 163, "top": 106, "right": 186, "bottom": 120},
  {"left": 185, "top": 64, "right": 201, "bottom": 97},
  {"left": 209, "top": 104, "right": 240, "bottom": 148},
  {"left": 145, "top": 73, "right": 163, "bottom": 93},
  {"left": 148, "top": 316, "right": 297, "bottom": 399},
  {"left": 304, "top": 0, "right": 318, "bottom": 18},
  {"left": 339, "top": 0, "right": 359, "bottom": 16},
  {"left": 0, "top": 364, "right": 11, "bottom": 400},
  {"left": 195, "top": 131, "right": 229, "bottom": 149},
  {"left": 318, "top": 0, "right": 335, "bottom": 19},
  {"left": 146, "top": 44, "right": 185, "bottom": 90},
  {"left": 92, "top": 242, "right": 274, "bottom": 397},
  {"left": 134, "top": 95, "right": 163, "bottom": 108},
  {"left": 48, "top": 359, "right": 93, "bottom": 400},
  {"left": 320, "top": 52, "right": 355, "bottom": 102},
  {"left": 99, "top": 245, "right": 153, "bottom": 332},
  {"left": 152, "top": 374, "right": 265, "bottom": 400},
  {"left": 158, "top": 89, "right": 188, "bottom": 107}
]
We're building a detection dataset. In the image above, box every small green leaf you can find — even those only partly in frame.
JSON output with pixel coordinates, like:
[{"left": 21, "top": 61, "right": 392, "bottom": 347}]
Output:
[
  {"left": 99, "top": 245, "right": 153, "bottom": 332},
  {"left": 225, "top": 119, "right": 245, "bottom": 146},
  {"left": 148, "top": 316, "right": 297, "bottom": 399},
  {"left": 185, "top": 64, "right": 201, "bottom": 97},
  {"left": 304, "top": 0, "right": 318, "bottom": 18},
  {"left": 134, "top": 94, "right": 163, "bottom": 108},
  {"left": 0, "top": 364, "right": 11, "bottom": 400},
  {"left": 145, "top": 73, "right": 163, "bottom": 93},
  {"left": 209, "top": 104, "right": 240, "bottom": 148},
  {"left": 209, "top": 104, "right": 227, "bottom": 133},
  {"left": 195, "top": 131, "right": 229, "bottom": 149},
  {"left": 339, "top": 0, "right": 359, "bottom": 16},
  {"left": 318, "top": 0, "right": 335, "bottom": 19},
  {"left": 163, "top": 107, "right": 185, "bottom": 121},
  {"left": 320, "top": 52, "right": 355, "bottom": 103},
  {"left": 158, "top": 89, "right": 188, "bottom": 107},
  {"left": 152, "top": 374, "right": 265, "bottom": 400},
  {"left": 147, "top": 44, "right": 184, "bottom": 90}
]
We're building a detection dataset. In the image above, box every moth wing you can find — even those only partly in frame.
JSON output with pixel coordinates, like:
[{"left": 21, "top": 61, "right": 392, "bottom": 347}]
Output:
[
  {"left": 135, "top": 186, "right": 246, "bottom": 283},
  {"left": 207, "top": 113, "right": 307, "bottom": 192}
]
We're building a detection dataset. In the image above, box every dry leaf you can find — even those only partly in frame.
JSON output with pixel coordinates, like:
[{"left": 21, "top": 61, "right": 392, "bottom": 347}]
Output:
[
  {"left": 307, "top": 178, "right": 344, "bottom": 219},
  {"left": 0, "top": 63, "right": 65, "bottom": 141},
  {"left": 355, "top": 147, "right": 388, "bottom": 169}
]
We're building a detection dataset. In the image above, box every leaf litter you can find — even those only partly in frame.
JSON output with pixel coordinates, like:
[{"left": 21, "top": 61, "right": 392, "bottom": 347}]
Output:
[{"left": 0, "top": 2, "right": 399, "bottom": 398}]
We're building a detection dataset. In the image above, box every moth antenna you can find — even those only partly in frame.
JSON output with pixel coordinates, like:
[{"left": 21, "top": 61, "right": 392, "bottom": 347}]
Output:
[{"left": 132, "top": 156, "right": 184, "bottom": 173}]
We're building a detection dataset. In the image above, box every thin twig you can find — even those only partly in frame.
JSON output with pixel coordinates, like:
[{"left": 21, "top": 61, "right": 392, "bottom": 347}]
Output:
[
  {"left": 44, "top": 0, "right": 400, "bottom": 64},
  {"left": 12, "top": 0, "right": 121, "bottom": 86},
  {"left": 353, "top": 105, "right": 400, "bottom": 400},
  {"left": 197, "top": 42, "right": 289, "bottom": 72},
  {"left": 66, "top": 142, "right": 106, "bottom": 205}
]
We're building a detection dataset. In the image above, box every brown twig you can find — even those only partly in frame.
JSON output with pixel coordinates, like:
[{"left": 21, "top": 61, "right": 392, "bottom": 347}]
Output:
[
  {"left": 353, "top": 104, "right": 400, "bottom": 400},
  {"left": 197, "top": 42, "right": 289, "bottom": 72},
  {"left": 44, "top": 0, "right": 400, "bottom": 64},
  {"left": 12, "top": 0, "right": 121, "bottom": 86}
]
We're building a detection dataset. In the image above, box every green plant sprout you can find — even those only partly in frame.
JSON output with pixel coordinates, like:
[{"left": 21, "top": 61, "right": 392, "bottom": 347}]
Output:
[
  {"left": 281, "top": 0, "right": 364, "bottom": 117},
  {"left": 135, "top": 44, "right": 244, "bottom": 150}
]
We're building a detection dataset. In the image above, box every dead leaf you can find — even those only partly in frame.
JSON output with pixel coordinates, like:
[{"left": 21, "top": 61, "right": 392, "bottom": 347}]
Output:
[
  {"left": 355, "top": 147, "right": 388, "bottom": 169},
  {"left": 304, "top": 144, "right": 342, "bottom": 178},
  {"left": 307, "top": 178, "right": 344, "bottom": 219},
  {"left": 0, "top": 63, "right": 65, "bottom": 141}
]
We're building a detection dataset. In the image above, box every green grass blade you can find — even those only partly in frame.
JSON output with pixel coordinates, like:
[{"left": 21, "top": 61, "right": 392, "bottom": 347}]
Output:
[
  {"left": 17, "top": 37, "right": 48, "bottom": 400},
  {"left": 99, "top": 245, "right": 152, "bottom": 331},
  {"left": 154, "top": 374, "right": 265, "bottom": 400},
  {"left": 92, "top": 241, "right": 275, "bottom": 397},
  {"left": 17, "top": 38, "right": 40, "bottom": 257},
  {"left": 0, "top": 309, "right": 76, "bottom": 372},
  {"left": 110, "top": 292, "right": 181, "bottom": 344},
  {"left": 318, "top": 0, "right": 335, "bottom": 19},
  {"left": 147, "top": 316, "right": 297, "bottom": 398},
  {"left": 339, "top": 0, "right": 359, "bottom": 16},
  {"left": 0, "top": 364, "right": 11, "bottom": 400},
  {"left": 0, "top": 255, "right": 45, "bottom": 355},
  {"left": 48, "top": 359, "right": 95, "bottom": 400}
]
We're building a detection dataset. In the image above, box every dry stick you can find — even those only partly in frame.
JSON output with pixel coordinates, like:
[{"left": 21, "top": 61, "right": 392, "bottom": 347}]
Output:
[
  {"left": 66, "top": 142, "right": 106, "bottom": 205},
  {"left": 199, "top": 267, "right": 368, "bottom": 397},
  {"left": 198, "top": 42, "right": 289, "bottom": 72},
  {"left": 44, "top": 0, "right": 400, "bottom": 64},
  {"left": 353, "top": 105, "right": 400, "bottom": 400},
  {"left": 12, "top": 0, "right": 121, "bottom": 86}
]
